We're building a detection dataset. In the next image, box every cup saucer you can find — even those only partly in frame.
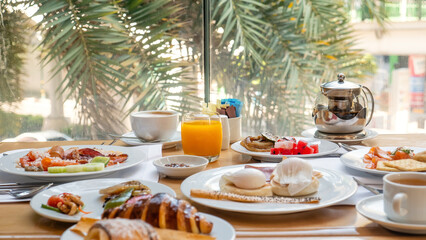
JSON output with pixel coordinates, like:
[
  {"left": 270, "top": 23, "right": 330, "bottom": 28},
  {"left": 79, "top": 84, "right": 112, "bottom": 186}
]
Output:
[
  {"left": 356, "top": 195, "right": 426, "bottom": 234},
  {"left": 120, "top": 131, "right": 181, "bottom": 149}
]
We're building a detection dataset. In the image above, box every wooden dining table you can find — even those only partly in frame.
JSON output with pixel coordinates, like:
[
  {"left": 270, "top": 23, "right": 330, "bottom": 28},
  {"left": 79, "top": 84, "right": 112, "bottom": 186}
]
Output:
[{"left": 0, "top": 133, "right": 425, "bottom": 239}]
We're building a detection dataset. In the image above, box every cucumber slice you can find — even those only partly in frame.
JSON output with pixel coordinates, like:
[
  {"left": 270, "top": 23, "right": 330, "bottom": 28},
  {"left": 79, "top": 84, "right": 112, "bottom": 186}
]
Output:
[
  {"left": 83, "top": 163, "right": 104, "bottom": 172},
  {"left": 91, "top": 156, "right": 110, "bottom": 166},
  {"left": 47, "top": 166, "right": 66, "bottom": 173},
  {"left": 65, "top": 165, "right": 84, "bottom": 173}
]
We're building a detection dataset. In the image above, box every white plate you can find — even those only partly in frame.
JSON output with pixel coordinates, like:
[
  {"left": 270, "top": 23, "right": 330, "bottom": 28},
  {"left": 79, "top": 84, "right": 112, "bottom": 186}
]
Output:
[
  {"left": 231, "top": 137, "right": 339, "bottom": 162},
  {"left": 356, "top": 195, "right": 426, "bottom": 234},
  {"left": 0, "top": 145, "right": 146, "bottom": 181},
  {"left": 340, "top": 147, "right": 426, "bottom": 176},
  {"left": 60, "top": 212, "right": 235, "bottom": 240},
  {"left": 30, "top": 178, "right": 176, "bottom": 223},
  {"left": 181, "top": 163, "right": 357, "bottom": 214},
  {"left": 121, "top": 131, "right": 181, "bottom": 149},
  {"left": 301, "top": 128, "right": 378, "bottom": 143}
]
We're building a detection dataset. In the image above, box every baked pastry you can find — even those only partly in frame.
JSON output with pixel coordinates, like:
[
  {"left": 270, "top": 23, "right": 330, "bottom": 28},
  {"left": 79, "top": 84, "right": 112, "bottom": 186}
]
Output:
[
  {"left": 85, "top": 219, "right": 159, "bottom": 240},
  {"left": 102, "top": 193, "right": 213, "bottom": 234},
  {"left": 270, "top": 158, "right": 320, "bottom": 196},
  {"left": 219, "top": 168, "right": 272, "bottom": 196},
  {"left": 414, "top": 151, "right": 426, "bottom": 162},
  {"left": 240, "top": 136, "right": 274, "bottom": 152}
]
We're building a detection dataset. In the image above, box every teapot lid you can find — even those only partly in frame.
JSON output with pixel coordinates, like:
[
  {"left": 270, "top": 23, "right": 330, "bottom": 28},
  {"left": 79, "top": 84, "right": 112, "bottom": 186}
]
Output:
[{"left": 321, "top": 73, "right": 361, "bottom": 97}]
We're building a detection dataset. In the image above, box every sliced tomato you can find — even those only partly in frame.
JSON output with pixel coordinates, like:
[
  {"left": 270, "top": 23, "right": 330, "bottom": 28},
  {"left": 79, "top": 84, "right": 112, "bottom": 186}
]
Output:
[{"left": 47, "top": 195, "right": 64, "bottom": 208}]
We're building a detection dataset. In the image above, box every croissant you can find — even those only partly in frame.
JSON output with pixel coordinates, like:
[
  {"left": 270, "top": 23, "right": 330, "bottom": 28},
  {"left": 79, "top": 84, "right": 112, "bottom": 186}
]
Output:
[
  {"left": 102, "top": 193, "right": 213, "bottom": 234},
  {"left": 85, "top": 219, "right": 159, "bottom": 240}
]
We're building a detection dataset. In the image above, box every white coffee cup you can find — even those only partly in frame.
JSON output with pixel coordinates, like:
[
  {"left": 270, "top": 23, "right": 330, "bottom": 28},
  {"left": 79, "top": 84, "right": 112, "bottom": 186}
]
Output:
[
  {"left": 383, "top": 172, "right": 426, "bottom": 224},
  {"left": 228, "top": 116, "right": 242, "bottom": 143},
  {"left": 130, "top": 110, "right": 178, "bottom": 141}
]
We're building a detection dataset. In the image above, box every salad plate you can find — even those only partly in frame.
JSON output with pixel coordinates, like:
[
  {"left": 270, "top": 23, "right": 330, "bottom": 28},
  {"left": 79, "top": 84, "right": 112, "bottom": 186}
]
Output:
[
  {"left": 120, "top": 131, "right": 181, "bottom": 149},
  {"left": 231, "top": 137, "right": 339, "bottom": 162},
  {"left": 340, "top": 147, "right": 426, "bottom": 176},
  {"left": 0, "top": 145, "right": 146, "bottom": 181},
  {"left": 356, "top": 195, "right": 426, "bottom": 234},
  {"left": 181, "top": 163, "right": 357, "bottom": 214},
  {"left": 30, "top": 178, "right": 176, "bottom": 223},
  {"left": 60, "top": 212, "right": 235, "bottom": 240}
]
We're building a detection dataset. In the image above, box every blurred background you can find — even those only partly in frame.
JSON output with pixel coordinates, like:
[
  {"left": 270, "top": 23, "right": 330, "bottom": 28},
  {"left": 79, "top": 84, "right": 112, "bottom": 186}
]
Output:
[{"left": 0, "top": 0, "right": 425, "bottom": 142}]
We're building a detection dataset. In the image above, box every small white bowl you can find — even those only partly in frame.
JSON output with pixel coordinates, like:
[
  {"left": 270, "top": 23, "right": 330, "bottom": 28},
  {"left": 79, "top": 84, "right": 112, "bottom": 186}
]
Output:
[{"left": 153, "top": 155, "right": 209, "bottom": 178}]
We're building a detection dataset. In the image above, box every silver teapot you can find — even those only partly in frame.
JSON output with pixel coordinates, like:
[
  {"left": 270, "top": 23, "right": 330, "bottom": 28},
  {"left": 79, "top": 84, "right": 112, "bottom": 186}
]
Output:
[{"left": 312, "top": 73, "right": 374, "bottom": 134}]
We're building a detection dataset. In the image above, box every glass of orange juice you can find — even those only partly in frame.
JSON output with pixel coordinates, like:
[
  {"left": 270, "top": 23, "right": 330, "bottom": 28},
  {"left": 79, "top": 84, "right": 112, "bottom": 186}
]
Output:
[{"left": 181, "top": 113, "right": 222, "bottom": 162}]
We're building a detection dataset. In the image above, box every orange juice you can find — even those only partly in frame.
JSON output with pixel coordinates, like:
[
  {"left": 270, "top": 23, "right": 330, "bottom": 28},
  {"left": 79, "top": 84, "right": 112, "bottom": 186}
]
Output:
[{"left": 181, "top": 120, "right": 222, "bottom": 157}]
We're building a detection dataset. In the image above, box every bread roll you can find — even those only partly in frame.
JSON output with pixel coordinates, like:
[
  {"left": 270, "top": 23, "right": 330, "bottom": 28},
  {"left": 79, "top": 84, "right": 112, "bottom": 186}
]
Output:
[
  {"left": 85, "top": 219, "right": 159, "bottom": 240},
  {"left": 271, "top": 177, "right": 319, "bottom": 196}
]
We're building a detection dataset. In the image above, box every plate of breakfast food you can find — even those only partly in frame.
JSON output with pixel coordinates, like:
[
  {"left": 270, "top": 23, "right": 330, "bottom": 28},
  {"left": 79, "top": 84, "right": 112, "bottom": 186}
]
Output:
[
  {"left": 231, "top": 132, "right": 339, "bottom": 161},
  {"left": 61, "top": 213, "right": 235, "bottom": 240},
  {"left": 340, "top": 146, "right": 426, "bottom": 175},
  {"left": 33, "top": 179, "right": 235, "bottom": 240},
  {"left": 30, "top": 178, "right": 176, "bottom": 222},
  {"left": 0, "top": 145, "right": 146, "bottom": 181},
  {"left": 181, "top": 158, "right": 357, "bottom": 214}
]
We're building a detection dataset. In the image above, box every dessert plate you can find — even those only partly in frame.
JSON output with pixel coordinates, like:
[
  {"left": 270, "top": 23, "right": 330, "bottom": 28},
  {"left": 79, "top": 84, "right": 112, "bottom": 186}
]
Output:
[
  {"left": 30, "top": 178, "right": 176, "bottom": 223},
  {"left": 301, "top": 128, "right": 378, "bottom": 143},
  {"left": 356, "top": 195, "right": 426, "bottom": 234},
  {"left": 340, "top": 147, "right": 426, "bottom": 176},
  {"left": 0, "top": 145, "right": 146, "bottom": 181},
  {"left": 181, "top": 163, "right": 357, "bottom": 214},
  {"left": 231, "top": 137, "right": 339, "bottom": 162},
  {"left": 120, "top": 131, "right": 181, "bottom": 149},
  {"left": 60, "top": 212, "right": 235, "bottom": 240}
]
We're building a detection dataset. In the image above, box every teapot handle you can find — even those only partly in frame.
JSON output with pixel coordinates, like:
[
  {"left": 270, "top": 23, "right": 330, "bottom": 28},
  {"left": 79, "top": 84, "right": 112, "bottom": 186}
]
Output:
[{"left": 362, "top": 86, "right": 375, "bottom": 127}]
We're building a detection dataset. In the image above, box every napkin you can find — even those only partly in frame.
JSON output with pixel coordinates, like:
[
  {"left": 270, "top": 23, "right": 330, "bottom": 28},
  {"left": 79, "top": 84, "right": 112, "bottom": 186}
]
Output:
[{"left": 0, "top": 144, "right": 162, "bottom": 203}]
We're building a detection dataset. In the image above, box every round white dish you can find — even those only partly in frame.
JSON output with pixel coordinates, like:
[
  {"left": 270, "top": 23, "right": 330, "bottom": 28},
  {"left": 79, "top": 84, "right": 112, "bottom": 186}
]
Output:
[
  {"left": 0, "top": 145, "right": 146, "bottom": 181},
  {"left": 153, "top": 155, "right": 208, "bottom": 178},
  {"left": 60, "top": 212, "right": 235, "bottom": 240},
  {"left": 356, "top": 195, "right": 426, "bottom": 234},
  {"left": 231, "top": 137, "right": 339, "bottom": 162},
  {"left": 340, "top": 147, "right": 426, "bottom": 176},
  {"left": 121, "top": 131, "right": 181, "bottom": 149},
  {"left": 301, "top": 128, "right": 378, "bottom": 143},
  {"left": 181, "top": 163, "right": 357, "bottom": 214},
  {"left": 30, "top": 178, "right": 176, "bottom": 223}
]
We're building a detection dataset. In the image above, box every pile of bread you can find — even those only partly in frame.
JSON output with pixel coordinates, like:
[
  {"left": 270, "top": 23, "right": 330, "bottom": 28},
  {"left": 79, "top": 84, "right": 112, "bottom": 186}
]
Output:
[{"left": 219, "top": 157, "right": 321, "bottom": 197}]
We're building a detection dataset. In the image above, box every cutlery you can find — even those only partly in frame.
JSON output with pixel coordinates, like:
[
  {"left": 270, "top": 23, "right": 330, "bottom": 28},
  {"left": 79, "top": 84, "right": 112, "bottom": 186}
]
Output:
[
  {"left": 338, "top": 143, "right": 358, "bottom": 152},
  {"left": 0, "top": 182, "right": 53, "bottom": 187},
  {"left": 0, "top": 183, "right": 53, "bottom": 199},
  {"left": 353, "top": 177, "right": 382, "bottom": 195}
]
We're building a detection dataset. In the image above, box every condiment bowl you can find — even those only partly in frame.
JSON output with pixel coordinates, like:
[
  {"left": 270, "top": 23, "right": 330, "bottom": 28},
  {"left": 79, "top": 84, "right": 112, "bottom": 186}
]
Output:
[{"left": 153, "top": 155, "right": 209, "bottom": 178}]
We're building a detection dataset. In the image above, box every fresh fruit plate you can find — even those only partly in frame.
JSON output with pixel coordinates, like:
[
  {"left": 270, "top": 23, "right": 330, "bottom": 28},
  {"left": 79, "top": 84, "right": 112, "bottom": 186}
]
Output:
[{"left": 231, "top": 137, "right": 339, "bottom": 162}]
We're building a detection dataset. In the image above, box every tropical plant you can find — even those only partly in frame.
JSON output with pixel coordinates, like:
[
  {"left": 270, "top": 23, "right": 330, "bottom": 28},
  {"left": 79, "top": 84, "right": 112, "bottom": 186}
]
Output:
[
  {"left": 0, "top": 0, "right": 386, "bottom": 138},
  {"left": 0, "top": 1, "right": 29, "bottom": 104},
  {"left": 209, "top": 0, "right": 384, "bottom": 135}
]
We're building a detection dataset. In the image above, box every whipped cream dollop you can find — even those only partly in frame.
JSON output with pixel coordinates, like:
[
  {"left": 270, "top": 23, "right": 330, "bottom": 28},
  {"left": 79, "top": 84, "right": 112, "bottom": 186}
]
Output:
[
  {"left": 223, "top": 168, "right": 266, "bottom": 189},
  {"left": 272, "top": 157, "right": 313, "bottom": 195}
]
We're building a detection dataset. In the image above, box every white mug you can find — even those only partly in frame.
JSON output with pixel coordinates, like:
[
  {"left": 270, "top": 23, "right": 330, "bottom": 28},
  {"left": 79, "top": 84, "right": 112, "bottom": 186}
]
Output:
[
  {"left": 130, "top": 110, "right": 178, "bottom": 141},
  {"left": 383, "top": 172, "right": 426, "bottom": 224}
]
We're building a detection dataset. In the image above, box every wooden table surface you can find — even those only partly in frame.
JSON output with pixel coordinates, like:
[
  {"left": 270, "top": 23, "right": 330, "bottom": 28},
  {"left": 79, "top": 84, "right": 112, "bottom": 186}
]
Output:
[{"left": 0, "top": 134, "right": 425, "bottom": 239}]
